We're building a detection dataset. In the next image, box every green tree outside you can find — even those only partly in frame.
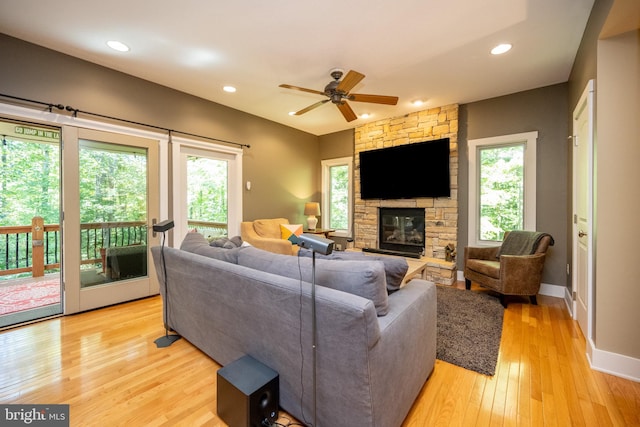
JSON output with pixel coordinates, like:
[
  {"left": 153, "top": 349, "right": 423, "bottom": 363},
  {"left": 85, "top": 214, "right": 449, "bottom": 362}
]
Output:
[{"left": 479, "top": 144, "right": 524, "bottom": 241}]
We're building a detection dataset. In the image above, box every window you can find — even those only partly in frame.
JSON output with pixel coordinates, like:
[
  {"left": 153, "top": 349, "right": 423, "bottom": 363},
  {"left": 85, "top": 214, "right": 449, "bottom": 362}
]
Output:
[
  {"left": 468, "top": 132, "right": 537, "bottom": 245},
  {"left": 321, "top": 157, "right": 353, "bottom": 237}
]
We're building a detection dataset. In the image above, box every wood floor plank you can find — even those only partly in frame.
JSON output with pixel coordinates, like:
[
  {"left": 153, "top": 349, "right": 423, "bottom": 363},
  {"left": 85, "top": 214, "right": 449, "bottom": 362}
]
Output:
[{"left": 1, "top": 283, "right": 639, "bottom": 426}]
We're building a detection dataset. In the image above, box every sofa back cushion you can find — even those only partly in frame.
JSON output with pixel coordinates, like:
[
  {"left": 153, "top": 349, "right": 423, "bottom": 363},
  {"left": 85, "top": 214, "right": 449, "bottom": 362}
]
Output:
[
  {"left": 297, "top": 248, "right": 408, "bottom": 292},
  {"left": 253, "top": 218, "right": 289, "bottom": 239},
  {"left": 238, "top": 246, "right": 389, "bottom": 316},
  {"left": 180, "top": 232, "right": 241, "bottom": 263}
]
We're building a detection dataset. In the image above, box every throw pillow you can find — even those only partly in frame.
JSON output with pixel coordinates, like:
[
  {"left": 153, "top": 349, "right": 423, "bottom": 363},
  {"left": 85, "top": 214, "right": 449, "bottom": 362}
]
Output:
[
  {"left": 210, "top": 236, "right": 243, "bottom": 249},
  {"left": 238, "top": 247, "right": 389, "bottom": 316},
  {"left": 180, "top": 232, "right": 241, "bottom": 263},
  {"left": 280, "top": 223, "right": 303, "bottom": 245}
]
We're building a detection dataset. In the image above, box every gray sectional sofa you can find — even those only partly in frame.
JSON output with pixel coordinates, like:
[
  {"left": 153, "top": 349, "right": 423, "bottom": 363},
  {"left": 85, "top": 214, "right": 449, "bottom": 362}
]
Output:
[{"left": 151, "top": 232, "right": 437, "bottom": 427}]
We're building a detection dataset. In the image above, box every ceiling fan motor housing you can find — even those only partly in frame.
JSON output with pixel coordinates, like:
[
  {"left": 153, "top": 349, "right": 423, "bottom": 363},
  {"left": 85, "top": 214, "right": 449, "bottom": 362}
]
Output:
[{"left": 325, "top": 81, "right": 346, "bottom": 104}]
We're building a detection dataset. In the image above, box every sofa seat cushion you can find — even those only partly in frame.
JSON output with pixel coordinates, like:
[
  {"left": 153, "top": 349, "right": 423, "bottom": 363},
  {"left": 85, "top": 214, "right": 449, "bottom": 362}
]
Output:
[
  {"left": 298, "top": 248, "right": 408, "bottom": 292},
  {"left": 466, "top": 259, "right": 500, "bottom": 279},
  {"left": 180, "top": 232, "right": 241, "bottom": 263},
  {"left": 238, "top": 246, "right": 389, "bottom": 316},
  {"left": 253, "top": 218, "right": 289, "bottom": 239}
]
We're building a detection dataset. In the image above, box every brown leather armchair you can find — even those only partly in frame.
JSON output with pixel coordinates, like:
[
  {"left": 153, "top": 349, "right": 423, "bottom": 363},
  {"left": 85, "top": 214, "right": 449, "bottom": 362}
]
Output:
[{"left": 463, "top": 231, "right": 554, "bottom": 306}]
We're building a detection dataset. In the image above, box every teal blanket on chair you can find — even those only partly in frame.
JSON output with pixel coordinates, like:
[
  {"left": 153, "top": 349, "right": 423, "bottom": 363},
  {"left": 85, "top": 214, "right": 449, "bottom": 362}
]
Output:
[{"left": 497, "top": 231, "right": 554, "bottom": 257}]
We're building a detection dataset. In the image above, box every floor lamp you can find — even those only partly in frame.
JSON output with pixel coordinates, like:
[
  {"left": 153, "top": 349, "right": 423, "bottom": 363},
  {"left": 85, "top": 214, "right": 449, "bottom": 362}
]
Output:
[
  {"left": 153, "top": 220, "right": 181, "bottom": 348},
  {"left": 297, "top": 233, "right": 334, "bottom": 427}
]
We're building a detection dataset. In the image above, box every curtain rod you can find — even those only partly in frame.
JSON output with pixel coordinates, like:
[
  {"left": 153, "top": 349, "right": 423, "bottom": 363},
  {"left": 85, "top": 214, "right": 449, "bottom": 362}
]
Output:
[{"left": 0, "top": 93, "right": 250, "bottom": 149}]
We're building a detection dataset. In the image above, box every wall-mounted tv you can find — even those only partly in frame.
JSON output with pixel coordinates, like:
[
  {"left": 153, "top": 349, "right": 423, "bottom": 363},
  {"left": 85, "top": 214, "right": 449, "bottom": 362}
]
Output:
[{"left": 359, "top": 137, "right": 450, "bottom": 199}]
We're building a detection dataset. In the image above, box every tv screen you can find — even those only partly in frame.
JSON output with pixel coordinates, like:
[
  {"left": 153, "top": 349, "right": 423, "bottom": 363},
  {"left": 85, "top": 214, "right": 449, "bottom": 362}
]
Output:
[{"left": 359, "top": 138, "right": 450, "bottom": 199}]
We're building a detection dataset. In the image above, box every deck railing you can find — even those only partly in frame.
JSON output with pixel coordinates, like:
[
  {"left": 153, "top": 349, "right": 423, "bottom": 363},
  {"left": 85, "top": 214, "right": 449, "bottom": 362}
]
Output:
[
  {"left": 0, "top": 217, "right": 228, "bottom": 278},
  {"left": 187, "top": 220, "right": 227, "bottom": 240}
]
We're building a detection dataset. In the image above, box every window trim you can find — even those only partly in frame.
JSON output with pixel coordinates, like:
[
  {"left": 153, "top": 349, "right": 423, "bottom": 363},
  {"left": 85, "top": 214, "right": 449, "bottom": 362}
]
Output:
[
  {"left": 468, "top": 131, "right": 537, "bottom": 246},
  {"left": 321, "top": 156, "right": 353, "bottom": 238}
]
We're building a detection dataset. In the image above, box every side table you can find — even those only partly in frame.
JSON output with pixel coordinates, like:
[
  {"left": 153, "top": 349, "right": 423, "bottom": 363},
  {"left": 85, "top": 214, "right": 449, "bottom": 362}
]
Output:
[{"left": 305, "top": 228, "right": 335, "bottom": 238}]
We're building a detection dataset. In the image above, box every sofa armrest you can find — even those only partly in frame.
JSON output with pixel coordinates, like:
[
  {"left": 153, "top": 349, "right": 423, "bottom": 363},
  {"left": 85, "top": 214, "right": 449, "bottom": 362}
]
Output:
[
  {"left": 464, "top": 245, "right": 500, "bottom": 261},
  {"left": 500, "top": 253, "right": 546, "bottom": 295},
  {"left": 249, "top": 236, "right": 294, "bottom": 255},
  {"left": 369, "top": 279, "right": 437, "bottom": 427}
]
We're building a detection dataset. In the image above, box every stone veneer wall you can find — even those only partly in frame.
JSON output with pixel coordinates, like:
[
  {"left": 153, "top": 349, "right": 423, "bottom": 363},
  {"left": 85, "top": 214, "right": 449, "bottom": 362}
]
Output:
[{"left": 354, "top": 104, "right": 458, "bottom": 283}]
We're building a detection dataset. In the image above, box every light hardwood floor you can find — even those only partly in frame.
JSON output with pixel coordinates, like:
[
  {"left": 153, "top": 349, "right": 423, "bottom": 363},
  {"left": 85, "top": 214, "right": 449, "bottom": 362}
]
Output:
[{"left": 1, "top": 282, "right": 638, "bottom": 426}]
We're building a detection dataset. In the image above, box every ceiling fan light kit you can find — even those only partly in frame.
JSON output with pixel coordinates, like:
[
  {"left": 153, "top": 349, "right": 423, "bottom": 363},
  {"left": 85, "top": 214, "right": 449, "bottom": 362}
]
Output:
[{"left": 280, "top": 69, "right": 399, "bottom": 122}]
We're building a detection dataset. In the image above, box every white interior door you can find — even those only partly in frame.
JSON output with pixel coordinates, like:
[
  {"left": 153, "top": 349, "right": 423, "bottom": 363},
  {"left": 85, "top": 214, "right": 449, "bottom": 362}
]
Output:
[{"left": 572, "top": 80, "right": 594, "bottom": 339}]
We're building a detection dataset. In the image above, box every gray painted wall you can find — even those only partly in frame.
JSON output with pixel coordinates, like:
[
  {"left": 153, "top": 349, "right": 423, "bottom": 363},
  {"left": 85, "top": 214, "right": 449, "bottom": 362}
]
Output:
[
  {"left": 596, "top": 28, "right": 640, "bottom": 360},
  {"left": 0, "top": 33, "right": 319, "bottom": 225},
  {"left": 458, "top": 84, "right": 569, "bottom": 288}
]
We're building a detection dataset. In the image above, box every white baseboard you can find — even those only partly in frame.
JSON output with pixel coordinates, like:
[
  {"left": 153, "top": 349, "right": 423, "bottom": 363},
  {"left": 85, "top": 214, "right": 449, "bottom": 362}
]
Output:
[
  {"left": 539, "top": 282, "right": 566, "bottom": 298},
  {"left": 588, "top": 339, "right": 640, "bottom": 382},
  {"left": 563, "top": 286, "right": 574, "bottom": 317}
]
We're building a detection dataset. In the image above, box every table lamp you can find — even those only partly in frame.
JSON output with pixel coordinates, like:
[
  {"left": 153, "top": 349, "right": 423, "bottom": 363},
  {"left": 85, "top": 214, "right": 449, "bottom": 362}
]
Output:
[{"left": 304, "top": 202, "right": 321, "bottom": 230}]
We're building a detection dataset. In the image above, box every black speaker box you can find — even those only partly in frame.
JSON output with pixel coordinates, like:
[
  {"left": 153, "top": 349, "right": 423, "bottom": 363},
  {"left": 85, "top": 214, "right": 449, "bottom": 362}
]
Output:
[{"left": 217, "top": 355, "right": 279, "bottom": 427}]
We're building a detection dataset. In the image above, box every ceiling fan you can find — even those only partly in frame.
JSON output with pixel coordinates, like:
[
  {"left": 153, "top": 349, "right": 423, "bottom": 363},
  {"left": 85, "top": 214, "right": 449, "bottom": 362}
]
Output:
[{"left": 279, "top": 69, "right": 399, "bottom": 122}]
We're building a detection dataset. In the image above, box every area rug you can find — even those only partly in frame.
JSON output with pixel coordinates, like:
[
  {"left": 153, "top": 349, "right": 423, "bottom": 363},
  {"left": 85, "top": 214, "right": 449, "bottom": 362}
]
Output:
[
  {"left": 0, "top": 279, "right": 61, "bottom": 315},
  {"left": 436, "top": 285, "right": 504, "bottom": 376}
]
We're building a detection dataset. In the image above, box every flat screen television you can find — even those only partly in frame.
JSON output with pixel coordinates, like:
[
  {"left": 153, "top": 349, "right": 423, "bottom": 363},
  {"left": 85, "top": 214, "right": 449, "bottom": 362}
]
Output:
[{"left": 359, "top": 137, "right": 450, "bottom": 199}]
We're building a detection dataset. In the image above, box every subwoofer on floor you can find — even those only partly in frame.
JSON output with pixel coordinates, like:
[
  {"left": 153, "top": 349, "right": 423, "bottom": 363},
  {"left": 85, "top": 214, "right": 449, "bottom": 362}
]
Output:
[{"left": 217, "top": 355, "right": 279, "bottom": 427}]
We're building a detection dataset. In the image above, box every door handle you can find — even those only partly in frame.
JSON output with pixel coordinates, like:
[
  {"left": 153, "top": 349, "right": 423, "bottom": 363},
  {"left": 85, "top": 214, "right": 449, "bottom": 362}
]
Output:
[{"left": 578, "top": 230, "right": 587, "bottom": 238}]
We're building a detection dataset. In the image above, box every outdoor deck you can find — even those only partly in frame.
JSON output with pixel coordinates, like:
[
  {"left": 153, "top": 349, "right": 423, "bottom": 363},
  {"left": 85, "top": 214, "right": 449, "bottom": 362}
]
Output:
[{"left": 0, "top": 218, "right": 226, "bottom": 324}]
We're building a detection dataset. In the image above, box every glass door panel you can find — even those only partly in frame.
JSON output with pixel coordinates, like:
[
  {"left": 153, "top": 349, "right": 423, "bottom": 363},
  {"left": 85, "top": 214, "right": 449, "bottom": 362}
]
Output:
[
  {"left": 79, "top": 140, "right": 148, "bottom": 287},
  {"left": 186, "top": 155, "right": 228, "bottom": 239},
  {"left": 0, "top": 119, "right": 62, "bottom": 328}
]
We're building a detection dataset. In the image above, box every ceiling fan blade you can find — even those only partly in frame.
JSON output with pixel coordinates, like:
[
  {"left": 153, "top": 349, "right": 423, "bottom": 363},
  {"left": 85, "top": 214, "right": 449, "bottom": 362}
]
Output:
[
  {"left": 336, "top": 101, "right": 358, "bottom": 122},
  {"left": 349, "top": 93, "right": 399, "bottom": 105},
  {"left": 295, "top": 99, "right": 329, "bottom": 115},
  {"left": 336, "top": 70, "right": 365, "bottom": 93},
  {"left": 279, "top": 84, "right": 325, "bottom": 97}
]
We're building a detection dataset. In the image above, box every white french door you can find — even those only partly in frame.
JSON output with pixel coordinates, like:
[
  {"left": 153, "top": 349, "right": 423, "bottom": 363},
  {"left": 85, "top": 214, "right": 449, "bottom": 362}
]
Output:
[
  {"left": 172, "top": 140, "right": 242, "bottom": 247},
  {"left": 63, "top": 127, "right": 160, "bottom": 313},
  {"left": 0, "top": 118, "right": 63, "bottom": 328}
]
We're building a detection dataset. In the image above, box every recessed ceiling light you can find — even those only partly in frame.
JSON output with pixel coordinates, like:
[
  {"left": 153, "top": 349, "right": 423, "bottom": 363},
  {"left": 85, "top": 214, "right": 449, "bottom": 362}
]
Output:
[
  {"left": 360, "top": 113, "right": 371, "bottom": 119},
  {"left": 412, "top": 100, "right": 424, "bottom": 107},
  {"left": 223, "top": 86, "right": 237, "bottom": 93},
  {"left": 107, "top": 40, "right": 130, "bottom": 52},
  {"left": 288, "top": 111, "right": 296, "bottom": 116},
  {"left": 491, "top": 43, "right": 512, "bottom": 55}
]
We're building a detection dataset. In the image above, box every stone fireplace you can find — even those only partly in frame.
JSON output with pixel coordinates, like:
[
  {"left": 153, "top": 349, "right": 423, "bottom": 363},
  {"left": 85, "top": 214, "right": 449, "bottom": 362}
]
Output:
[{"left": 353, "top": 104, "right": 458, "bottom": 285}]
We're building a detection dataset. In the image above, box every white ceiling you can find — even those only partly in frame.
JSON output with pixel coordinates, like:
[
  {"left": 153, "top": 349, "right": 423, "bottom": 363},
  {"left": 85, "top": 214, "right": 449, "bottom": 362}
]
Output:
[{"left": 0, "top": 0, "right": 594, "bottom": 136}]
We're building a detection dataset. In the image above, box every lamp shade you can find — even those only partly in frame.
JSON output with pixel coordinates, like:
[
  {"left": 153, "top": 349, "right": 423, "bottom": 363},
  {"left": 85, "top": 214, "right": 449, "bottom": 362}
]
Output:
[{"left": 304, "top": 202, "right": 321, "bottom": 216}]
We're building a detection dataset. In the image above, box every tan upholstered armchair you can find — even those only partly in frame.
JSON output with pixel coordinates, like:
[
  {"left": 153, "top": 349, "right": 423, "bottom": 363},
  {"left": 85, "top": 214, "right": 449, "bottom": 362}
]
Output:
[
  {"left": 464, "top": 231, "right": 554, "bottom": 306},
  {"left": 240, "top": 218, "right": 298, "bottom": 255}
]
